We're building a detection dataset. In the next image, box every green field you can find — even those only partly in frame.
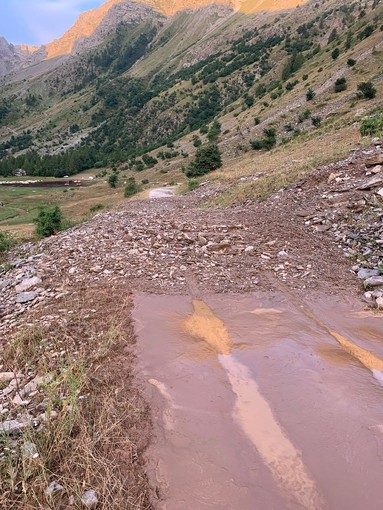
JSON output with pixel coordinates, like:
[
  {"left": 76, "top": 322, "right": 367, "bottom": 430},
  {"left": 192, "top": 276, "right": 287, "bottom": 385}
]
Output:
[{"left": 0, "top": 179, "right": 127, "bottom": 237}]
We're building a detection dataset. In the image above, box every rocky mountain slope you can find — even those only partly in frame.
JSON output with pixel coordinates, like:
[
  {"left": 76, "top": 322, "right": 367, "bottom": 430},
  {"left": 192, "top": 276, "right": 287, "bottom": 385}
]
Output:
[{"left": 0, "top": 0, "right": 382, "bottom": 184}]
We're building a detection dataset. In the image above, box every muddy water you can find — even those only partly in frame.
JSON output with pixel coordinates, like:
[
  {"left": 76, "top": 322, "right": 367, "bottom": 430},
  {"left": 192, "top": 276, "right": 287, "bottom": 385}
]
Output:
[{"left": 134, "top": 293, "right": 383, "bottom": 510}]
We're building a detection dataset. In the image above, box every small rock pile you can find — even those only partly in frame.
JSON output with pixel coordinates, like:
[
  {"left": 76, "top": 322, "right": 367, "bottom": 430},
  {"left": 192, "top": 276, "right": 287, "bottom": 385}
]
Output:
[{"left": 275, "top": 141, "right": 383, "bottom": 307}]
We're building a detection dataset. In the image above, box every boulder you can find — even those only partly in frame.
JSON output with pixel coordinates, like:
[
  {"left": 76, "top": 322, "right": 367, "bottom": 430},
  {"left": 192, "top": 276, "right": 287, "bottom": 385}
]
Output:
[
  {"left": 15, "top": 277, "right": 42, "bottom": 293},
  {"left": 16, "top": 291, "right": 38, "bottom": 304}
]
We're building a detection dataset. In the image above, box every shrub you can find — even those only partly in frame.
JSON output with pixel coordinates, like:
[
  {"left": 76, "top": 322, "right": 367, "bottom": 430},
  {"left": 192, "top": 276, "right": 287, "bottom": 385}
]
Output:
[
  {"left": 311, "top": 116, "right": 321, "bottom": 127},
  {"left": 89, "top": 203, "right": 104, "bottom": 213},
  {"left": 334, "top": 77, "right": 347, "bottom": 93},
  {"left": 187, "top": 179, "right": 199, "bottom": 191},
  {"left": 254, "top": 117, "right": 261, "bottom": 125},
  {"left": 331, "top": 48, "right": 340, "bottom": 60},
  {"left": 250, "top": 128, "right": 276, "bottom": 151},
  {"left": 357, "top": 82, "right": 377, "bottom": 99},
  {"left": 142, "top": 154, "right": 158, "bottom": 167},
  {"left": 360, "top": 115, "right": 383, "bottom": 136},
  {"left": 347, "top": 58, "right": 356, "bottom": 67},
  {"left": 185, "top": 144, "right": 222, "bottom": 177},
  {"left": 124, "top": 177, "right": 141, "bottom": 198},
  {"left": 192, "top": 135, "right": 202, "bottom": 147},
  {"left": 34, "top": 206, "right": 62, "bottom": 237},
  {"left": 306, "top": 88, "right": 315, "bottom": 101},
  {"left": 108, "top": 173, "right": 118, "bottom": 188},
  {"left": 0, "top": 231, "right": 15, "bottom": 259},
  {"left": 141, "top": 178, "right": 149, "bottom": 185}
]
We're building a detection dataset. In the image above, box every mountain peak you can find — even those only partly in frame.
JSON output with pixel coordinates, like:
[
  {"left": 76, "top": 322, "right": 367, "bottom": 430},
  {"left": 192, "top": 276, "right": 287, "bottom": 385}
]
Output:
[{"left": 43, "top": 0, "right": 308, "bottom": 59}]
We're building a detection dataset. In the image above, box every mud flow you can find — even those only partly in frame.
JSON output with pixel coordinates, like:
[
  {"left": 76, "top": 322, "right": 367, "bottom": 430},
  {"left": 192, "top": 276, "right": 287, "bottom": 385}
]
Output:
[{"left": 134, "top": 293, "right": 383, "bottom": 510}]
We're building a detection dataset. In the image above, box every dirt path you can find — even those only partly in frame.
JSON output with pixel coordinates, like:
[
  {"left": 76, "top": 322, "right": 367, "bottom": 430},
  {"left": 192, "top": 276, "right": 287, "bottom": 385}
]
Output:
[
  {"left": 1, "top": 143, "right": 382, "bottom": 508},
  {"left": 134, "top": 291, "right": 383, "bottom": 510}
]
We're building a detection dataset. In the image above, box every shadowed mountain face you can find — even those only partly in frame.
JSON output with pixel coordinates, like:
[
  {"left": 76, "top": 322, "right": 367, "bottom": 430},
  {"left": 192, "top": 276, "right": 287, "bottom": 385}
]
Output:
[{"left": 40, "top": 0, "right": 308, "bottom": 59}]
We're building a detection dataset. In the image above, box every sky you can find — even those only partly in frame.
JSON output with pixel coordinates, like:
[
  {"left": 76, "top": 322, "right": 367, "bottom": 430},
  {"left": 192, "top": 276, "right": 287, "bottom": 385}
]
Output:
[{"left": 0, "top": 0, "right": 105, "bottom": 46}]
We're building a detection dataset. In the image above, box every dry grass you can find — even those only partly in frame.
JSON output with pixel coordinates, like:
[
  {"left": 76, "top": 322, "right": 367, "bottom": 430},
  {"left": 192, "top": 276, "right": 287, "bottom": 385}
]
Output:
[
  {"left": 207, "top": 123, "right": 373, "bottom": 206},
  {"left": 0, "top": 285, "right": 152, "bottom": 510}
]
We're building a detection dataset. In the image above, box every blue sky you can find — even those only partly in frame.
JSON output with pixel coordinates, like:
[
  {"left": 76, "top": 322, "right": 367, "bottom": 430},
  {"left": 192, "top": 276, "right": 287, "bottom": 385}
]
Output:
[{"left": 0, "top": 0, "right": 104, "bottom": 46}]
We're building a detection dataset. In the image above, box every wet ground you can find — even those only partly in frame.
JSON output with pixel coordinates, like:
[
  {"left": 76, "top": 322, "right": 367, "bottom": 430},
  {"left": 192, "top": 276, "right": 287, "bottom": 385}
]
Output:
[{"left": 134, "top": 292, "right": 383, "bottom": 510}]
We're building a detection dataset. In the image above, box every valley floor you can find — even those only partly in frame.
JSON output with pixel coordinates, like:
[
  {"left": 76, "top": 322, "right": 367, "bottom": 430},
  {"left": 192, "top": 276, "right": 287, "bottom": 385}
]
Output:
[{"left": 0, "top": 141, "right": 383, "bottom": 508}]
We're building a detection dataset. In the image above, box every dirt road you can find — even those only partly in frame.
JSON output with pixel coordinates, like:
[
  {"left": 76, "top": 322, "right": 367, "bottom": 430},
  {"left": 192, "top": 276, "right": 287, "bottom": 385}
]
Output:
[{"left": 135, "top": 291, "right": 383, "bottom": 510}]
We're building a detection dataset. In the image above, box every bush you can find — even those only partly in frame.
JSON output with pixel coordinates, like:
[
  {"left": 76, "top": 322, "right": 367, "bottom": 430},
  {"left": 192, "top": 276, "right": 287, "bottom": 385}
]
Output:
[
  {"left": 250, "top": 128, "right": 276, "bottom": 151},
  {"left": 90, "top": 203, "right": 104, "bottom": 213},
  {"left": 187, "top": 179, "right": 199, "bottom": 191},
  {"left": 108, "top": 173, "right": 118, "bottom": 188},
  {"left": 142, "top": 154, "right": 158, "bottom": 167},
  {"left": 334, "top": 77, "right": 347, "bottom": 93},
  {"left": 124, "top": 177, "right": 141, "bottom": 198},
  {"left": 34, "top": 206, "right": 62, "bottom": 237},
  {"left": 331, "top": 48, "right": 340, "bottom": 60},
  {"left": 185, "top": 144, "right": 222, "bottom": 177},
  {"left": 347, "top": 58, "right": 356, "bottom": 67},
  {"left": 360, "top": 115, "right": 383, "bottom": 136},
  {"left": 0, "top": 231, "right": 15, "bottom": 258},
  {"left": 311, "top": 116, "right": 321, "bottom": 127},
  {"left": 357, "top": 82, "right": 377, "bottom": 100},
  {"left": 306, "top": 88, "right": 315, "bottom": 101}
]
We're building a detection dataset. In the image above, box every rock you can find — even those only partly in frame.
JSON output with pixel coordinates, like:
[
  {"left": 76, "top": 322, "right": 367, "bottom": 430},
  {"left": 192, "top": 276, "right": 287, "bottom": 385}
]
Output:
[
  {"left": 364, "top": 292, "right": 375, "bottom": 305},
  {"left": 357, "top": 175, "right": 383, "bottom": 190},
  {"left": 0, "top": 279, "right": 12, "bottom": 290},
  {"left": 0, "top": 372, "right": 16, "bottom": 384},
  {"left": 357, "top": 268, "right": 380, "bottom": 279},
  {"left": 364, "top": 276, "right": 383, "bottom": 287},
  {"left": 0, "top": 419, "right": 30, "bottom": 435},
  {"left": 45, "top": 481, "right": 65, "bottom": 498},
  {"left": 296, "top": 209, "right": 315, "bottom": 218},
  {"left": 244, "top": 246, "right": 254, "bottom": 253},
  {"left": 16, "top": 291, "right": 38, "bottom": 304},
  {"left": 22, "top": 441, "right": 39, "bottom": 459},
  {"left": 81, "top": 490, "right": 99, "bottom": 509},
  {"left": 366, "top": 156, "right": 383, "bottom": 167},
  {"left": 377, "top": 188, "right": 383, "bottom": 198},
  {"left": 371, "top": 165, "right": 382, "bottom": 174},
  {"left": 278, "top": 250, "right": 288, "bottom": 258},
  {"left": 15, "top": 277, "right": 42, "bottom": 293},
  {"left": 377, "top": 297, "right": 383, "bottom": 310}
]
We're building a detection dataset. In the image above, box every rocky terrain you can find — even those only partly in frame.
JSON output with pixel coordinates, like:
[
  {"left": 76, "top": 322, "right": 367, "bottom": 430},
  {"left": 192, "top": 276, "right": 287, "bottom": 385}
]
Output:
[{"left": 0, "top": 140, "right": 382, "bottom": 507}]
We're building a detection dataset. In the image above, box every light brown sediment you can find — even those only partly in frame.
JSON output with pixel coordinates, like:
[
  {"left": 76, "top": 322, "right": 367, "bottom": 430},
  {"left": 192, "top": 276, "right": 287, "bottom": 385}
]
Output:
[{"left": 183, "top": 300, "right": 233, "bottom": 355}]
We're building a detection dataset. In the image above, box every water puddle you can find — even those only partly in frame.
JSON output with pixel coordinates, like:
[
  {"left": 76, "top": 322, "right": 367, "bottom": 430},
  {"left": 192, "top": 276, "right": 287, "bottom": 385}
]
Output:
[
  {"left": 136, "top": 293, "right": 383, "bottom": 509},
  {"left": 183, "top": 300, "right": 325, "bottom": 509},
  {"left": 302, "top": 308, "right": 383, "bottom": 384}
]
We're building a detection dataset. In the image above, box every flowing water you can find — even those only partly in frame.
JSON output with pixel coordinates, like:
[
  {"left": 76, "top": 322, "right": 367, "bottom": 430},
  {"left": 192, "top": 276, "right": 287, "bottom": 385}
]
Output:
[{"left": 134, "top": 293, "right": 383, "bottom": 509}]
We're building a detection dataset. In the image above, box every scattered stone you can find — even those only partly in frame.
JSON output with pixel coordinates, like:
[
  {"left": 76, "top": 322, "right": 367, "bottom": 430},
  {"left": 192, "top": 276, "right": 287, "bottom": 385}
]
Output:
[
  {"left": 15, "top": 277, "right": 42, "bottom": 293},
  {"left": 81, "top": 490, "right": 99, "bottom": 509},
  {"left": 45, "top": 481, "right": 65, "bottom": 499},
  {"left": 0, "top": 419, "right": 30, "bottom": 435},
  {"left": 0, "top": 372, "right": 16, "bottom": 384},
  {"left": 16, "top": 292, "right": 38, "bottom": 304},
  {"left": 22, "top": 441, "right": 39, "bottom": 459},
  {"left": 377, "top": 297, "right": 383, "bottom": 310},
  {"left": 364, "top": 276, "right": 383, "bottom": 288},
  {"left": 357, "top": 268, "right": 380, "bottom": 280}
]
